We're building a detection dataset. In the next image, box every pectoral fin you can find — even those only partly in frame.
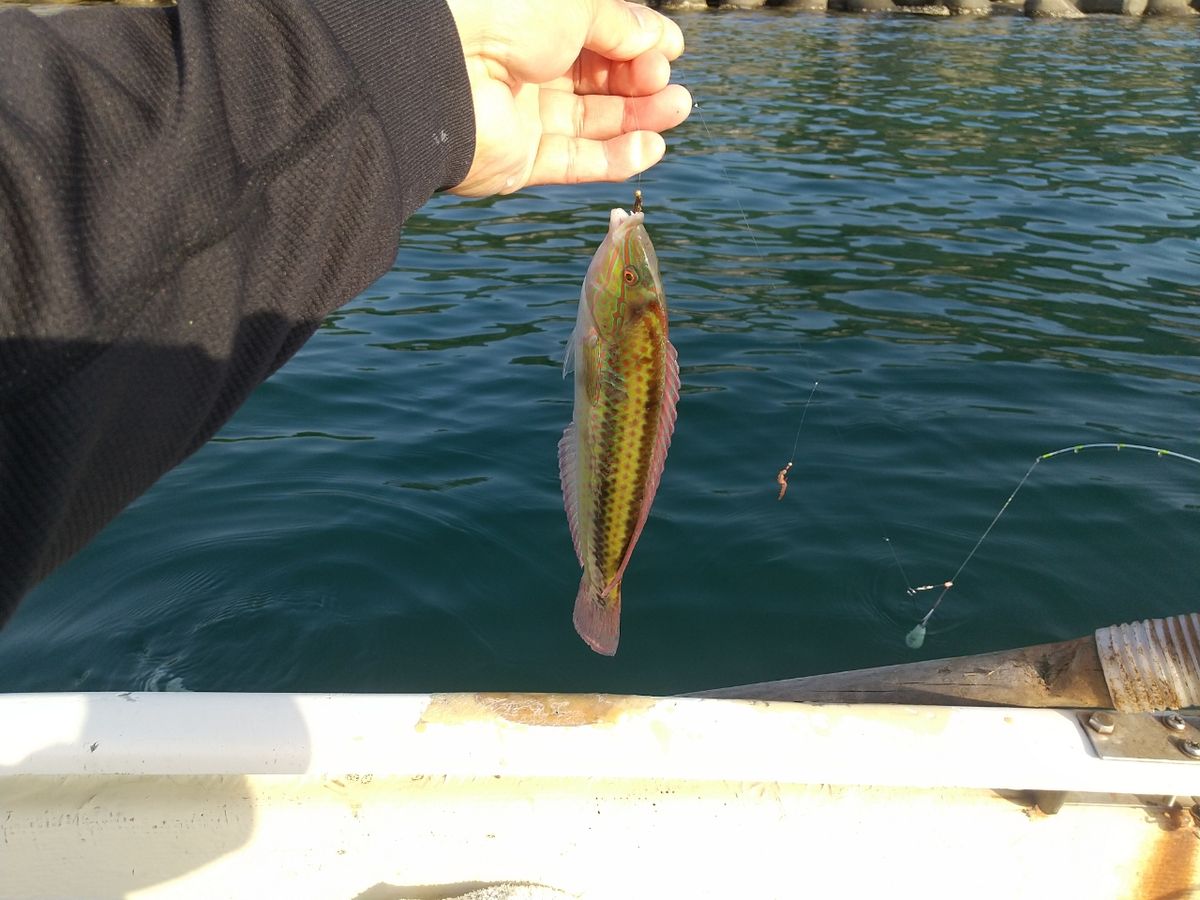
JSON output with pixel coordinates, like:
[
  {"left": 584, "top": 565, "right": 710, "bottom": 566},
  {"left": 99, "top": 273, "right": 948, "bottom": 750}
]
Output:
[{"left": 583, "top": 334, "right": 602, "bottom": 404}]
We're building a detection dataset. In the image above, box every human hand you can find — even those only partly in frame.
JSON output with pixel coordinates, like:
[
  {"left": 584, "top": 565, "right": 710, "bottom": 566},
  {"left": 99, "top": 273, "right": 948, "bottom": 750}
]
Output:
[{"left": 445, "top": 0, "right": 692, "bottom": 197}]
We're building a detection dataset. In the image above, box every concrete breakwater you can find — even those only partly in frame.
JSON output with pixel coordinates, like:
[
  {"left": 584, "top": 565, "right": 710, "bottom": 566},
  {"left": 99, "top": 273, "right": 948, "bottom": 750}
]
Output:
[{"left": 638, "top": 0, "right": 1199, "bottom": 17}]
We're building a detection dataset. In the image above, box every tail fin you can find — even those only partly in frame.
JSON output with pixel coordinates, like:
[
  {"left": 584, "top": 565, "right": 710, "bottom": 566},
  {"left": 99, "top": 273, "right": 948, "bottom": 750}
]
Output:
[{"left": 573, "top": 577, "right": 621, "bottom": 656}]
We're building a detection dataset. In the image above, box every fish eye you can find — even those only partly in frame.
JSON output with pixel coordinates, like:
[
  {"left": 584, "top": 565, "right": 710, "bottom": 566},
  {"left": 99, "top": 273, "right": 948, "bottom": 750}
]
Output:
[{"left": 622, "top": 266, "right": 639, "bottom": 286}]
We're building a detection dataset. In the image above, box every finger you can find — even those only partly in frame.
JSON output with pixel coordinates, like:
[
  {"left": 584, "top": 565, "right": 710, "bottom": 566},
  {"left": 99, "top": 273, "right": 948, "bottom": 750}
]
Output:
[
  {"left": 473, "top": 0, "right": 685, "bottom": 86},
  {"left": 564, "top": 49, "right": 673, "bottom": 97},
  {"left": 526, "top": 131, "right": 667, "bottom": 188},
  {"left": 584, "top": 0, "right": 685, "bottom": 63},
  {"left": 541, "top": 83, "right": 692, "bottom": 141}
]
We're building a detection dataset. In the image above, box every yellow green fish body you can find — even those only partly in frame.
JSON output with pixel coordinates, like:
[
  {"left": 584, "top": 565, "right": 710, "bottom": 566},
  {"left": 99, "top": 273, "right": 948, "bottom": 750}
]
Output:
[{"left": 558, "top": 206, "right": 679, "bottom": 656}]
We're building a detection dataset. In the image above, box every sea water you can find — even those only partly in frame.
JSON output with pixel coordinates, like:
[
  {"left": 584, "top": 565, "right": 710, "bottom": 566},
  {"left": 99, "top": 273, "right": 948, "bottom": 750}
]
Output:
[{"left": 3, "top": 12, "right": 1198, "bottom": 694}]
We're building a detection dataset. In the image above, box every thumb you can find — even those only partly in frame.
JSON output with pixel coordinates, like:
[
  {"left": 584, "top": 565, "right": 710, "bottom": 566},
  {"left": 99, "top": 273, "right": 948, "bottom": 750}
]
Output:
[
  {"left": 582, "top": 0, "right": 685, "bottom": 63},
  {"left": 448, "top": 0, "right": 685, "bottom": 85}
]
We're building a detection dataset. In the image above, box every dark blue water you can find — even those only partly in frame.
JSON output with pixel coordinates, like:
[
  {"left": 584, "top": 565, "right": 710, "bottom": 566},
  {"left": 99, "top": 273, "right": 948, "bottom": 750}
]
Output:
[{"left": 3, "top": 12, "right": 1198, "bottom": 694}]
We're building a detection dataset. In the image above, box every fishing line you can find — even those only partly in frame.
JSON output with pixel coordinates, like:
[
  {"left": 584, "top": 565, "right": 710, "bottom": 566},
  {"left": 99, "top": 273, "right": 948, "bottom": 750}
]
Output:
[
  {"left": 692, "top": 102, "right": 770, "bottom": 264},
  {"left": 670, "top": 67, "right": 781, "bottom": 283},
  {"left": 883, "top": 537, "right": 916, "bottom": 596},
  {"left": 631, "top": 82, "right": 645, "bottom": 193},
  {"left": 776, "top": 380, "right": 819, "bottom": 500},
  {"left": 675, "top": 77, "right": 819, "bottom": 503},
  {"left": 672, "top": 75, "right": 814, "bottom": 500},
  {"left": 903, "top": 442, "right": 1200, "bottom": 649},
  {"left": 788, "top": 380, "right": 820, "bottom": 464}
]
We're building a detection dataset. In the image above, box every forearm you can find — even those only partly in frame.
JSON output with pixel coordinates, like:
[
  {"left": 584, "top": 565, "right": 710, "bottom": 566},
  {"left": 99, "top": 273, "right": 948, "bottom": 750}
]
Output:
[{"left": 0, "top": 0, "right": 474, "bottom": 624}]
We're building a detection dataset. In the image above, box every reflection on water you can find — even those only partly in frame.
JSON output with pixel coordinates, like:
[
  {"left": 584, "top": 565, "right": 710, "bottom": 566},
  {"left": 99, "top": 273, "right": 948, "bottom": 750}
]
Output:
[{"left": 3, "top": 13, "right": 1199, "bottom": 693}]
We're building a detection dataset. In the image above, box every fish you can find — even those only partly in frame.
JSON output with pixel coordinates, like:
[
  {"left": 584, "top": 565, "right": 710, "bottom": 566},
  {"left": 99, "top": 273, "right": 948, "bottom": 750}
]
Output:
[{"left": 558, "top": 201, "right": 680, "bottom": 656}]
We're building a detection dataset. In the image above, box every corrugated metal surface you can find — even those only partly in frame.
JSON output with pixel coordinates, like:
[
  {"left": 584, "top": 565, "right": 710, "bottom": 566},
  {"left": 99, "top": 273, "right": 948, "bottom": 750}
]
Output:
[{"left": 1096, "top": 613, "right": 1200, "bottom": 712}]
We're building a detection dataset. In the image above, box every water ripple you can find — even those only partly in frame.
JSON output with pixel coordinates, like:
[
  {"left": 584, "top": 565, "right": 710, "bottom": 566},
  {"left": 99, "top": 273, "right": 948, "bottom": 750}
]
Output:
[{"left": 5, "top": 12, "right": 1199, "bottom": 693}]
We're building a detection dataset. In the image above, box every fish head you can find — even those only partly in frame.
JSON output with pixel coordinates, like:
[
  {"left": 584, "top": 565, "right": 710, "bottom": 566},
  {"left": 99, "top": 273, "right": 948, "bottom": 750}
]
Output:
[{"left": 583, "top": 207, "right": 665, "bottom": 342}]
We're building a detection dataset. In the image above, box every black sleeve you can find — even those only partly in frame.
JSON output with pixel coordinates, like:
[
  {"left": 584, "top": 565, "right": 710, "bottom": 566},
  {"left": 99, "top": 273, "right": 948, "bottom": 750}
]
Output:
[{"left": 0, "top": 0, "right": 476, "bottom": 625}]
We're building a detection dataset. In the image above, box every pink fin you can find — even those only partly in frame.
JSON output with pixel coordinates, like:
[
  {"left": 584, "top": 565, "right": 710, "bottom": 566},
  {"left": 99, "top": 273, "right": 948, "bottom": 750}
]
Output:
[
  {"left": 574, "top": 576, "right": 620, "bottom": 656},
  {"left": 601, "top": 339, "right": 681, "bottom": 598},
  {"left": 558, "top": 422, "right": 585, "bottom": 567}
]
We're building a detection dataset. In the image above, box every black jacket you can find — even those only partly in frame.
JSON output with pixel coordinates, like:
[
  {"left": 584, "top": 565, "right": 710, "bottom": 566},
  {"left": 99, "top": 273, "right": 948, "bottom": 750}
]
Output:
[{"left": 0, "top": 0, "right": 475, "bottom": 624}]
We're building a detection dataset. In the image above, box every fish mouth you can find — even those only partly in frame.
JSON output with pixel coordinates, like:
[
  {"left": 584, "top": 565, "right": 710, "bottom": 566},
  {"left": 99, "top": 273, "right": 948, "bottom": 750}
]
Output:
[{"left": 608, "top": 207, "right": 645, "bottom": 233}]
